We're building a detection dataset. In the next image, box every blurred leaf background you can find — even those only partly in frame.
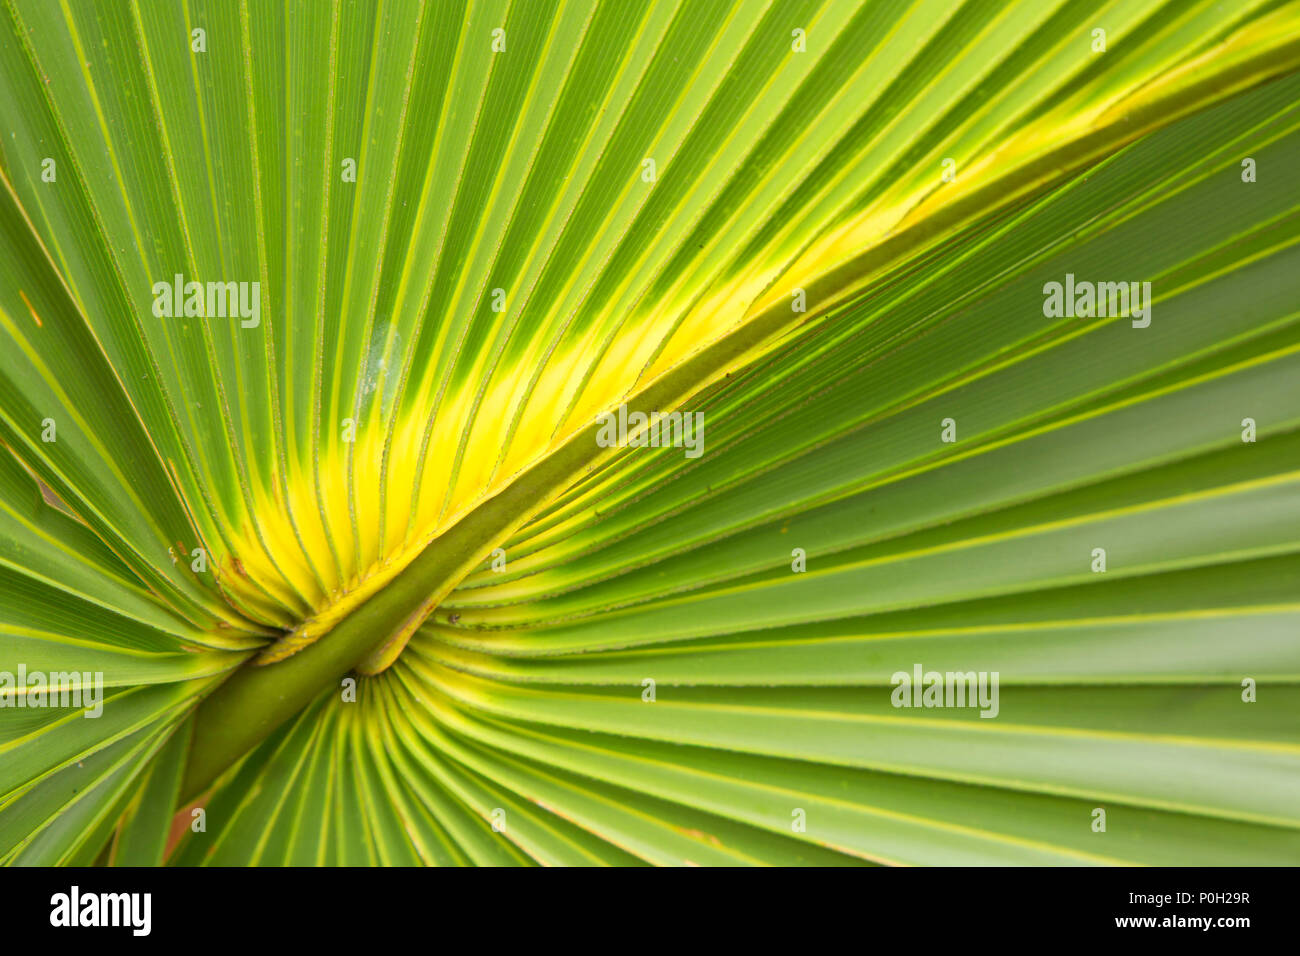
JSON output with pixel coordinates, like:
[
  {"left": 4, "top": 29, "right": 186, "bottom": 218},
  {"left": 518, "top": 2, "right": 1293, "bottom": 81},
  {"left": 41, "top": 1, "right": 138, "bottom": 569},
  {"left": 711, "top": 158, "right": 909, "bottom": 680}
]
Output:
[{"left": 1, "top": 0, "right": 1298, "bottom": 865}]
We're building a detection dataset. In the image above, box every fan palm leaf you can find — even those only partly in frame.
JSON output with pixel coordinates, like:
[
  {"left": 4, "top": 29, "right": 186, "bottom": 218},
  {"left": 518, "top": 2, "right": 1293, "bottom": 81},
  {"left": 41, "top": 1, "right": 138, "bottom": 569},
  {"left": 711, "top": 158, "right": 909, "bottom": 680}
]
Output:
[{"left": 1, "top": 0, "right": 1298, "bottom": 865}]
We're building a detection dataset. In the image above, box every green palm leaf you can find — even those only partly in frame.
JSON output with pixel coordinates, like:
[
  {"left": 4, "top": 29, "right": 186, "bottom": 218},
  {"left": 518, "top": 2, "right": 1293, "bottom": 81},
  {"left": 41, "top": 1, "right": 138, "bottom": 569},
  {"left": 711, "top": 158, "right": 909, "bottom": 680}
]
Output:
[{"left": 1, "top": 0, "right": 1298, "bottom": 866}]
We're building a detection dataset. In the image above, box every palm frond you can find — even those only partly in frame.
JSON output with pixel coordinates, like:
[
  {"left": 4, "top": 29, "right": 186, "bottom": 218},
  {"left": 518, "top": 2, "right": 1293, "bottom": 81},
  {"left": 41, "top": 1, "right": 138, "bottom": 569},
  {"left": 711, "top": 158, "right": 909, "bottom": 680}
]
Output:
[{"left": 1, "top": 0, "right": 1298, "bottom": 866}]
